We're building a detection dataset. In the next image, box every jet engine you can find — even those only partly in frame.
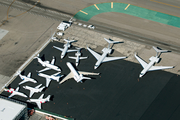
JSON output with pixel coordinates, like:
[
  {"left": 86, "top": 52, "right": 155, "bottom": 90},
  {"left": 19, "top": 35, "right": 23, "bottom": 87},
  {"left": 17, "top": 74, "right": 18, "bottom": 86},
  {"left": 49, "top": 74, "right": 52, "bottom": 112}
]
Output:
[{"left": 102, "top": 48, "right": 112, "bottom": 54}]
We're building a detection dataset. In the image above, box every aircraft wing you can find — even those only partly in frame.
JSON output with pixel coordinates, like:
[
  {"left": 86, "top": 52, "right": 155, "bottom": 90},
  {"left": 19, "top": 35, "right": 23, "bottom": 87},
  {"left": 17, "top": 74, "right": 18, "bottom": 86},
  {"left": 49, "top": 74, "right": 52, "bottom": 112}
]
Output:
[
  {"left": 134, "top": 54, "right": 147, "bottom": 68},
  {"left": 67, "top": 49, "right": 77, "bottom": 53},
  {"left": 59, "top": 72, "right": 73, "bottom": 84},
  {"left": 102, "top": 56, "right": 126, "bottom": 63},
  {"left": 78, "top": 71, "right": 99, "bottom": 75},
  {"left": 29, "top": 90, "right": 35, "bottom": 98},
  {"left": 148, "top": 66, "right": 174, "bottom": 71},
  {"left": 38, "top": 67, "right": 51, "bottom": 73},
  {"left": 53, "top": 46, "right": 64, "bottom": 51},
  {"left": 9, "top": 93, "right": 15, "bottom": 98},
  {"left": 80, "top": 57, "right": 88, "bottom": 59},
  {"left": 35, "top": 102, "right": 42, "bottom": 109},
  {"left": 27, "top": 72, "right": 31, "bottom": 78},
  {"left": 19, "top": 80, "right": 27, "bottom": 85},
  {"left": 68, "top": 56, "right": 77, "bottom": 59},
  {"left": 87, "top": 47, "right": 101, "bottom": 60},
  {"left": 45, "top": 78, "right": 51, "bottom": 87},
  {"left": 35, "top": 84, "right": 42, "bottom": 89}
]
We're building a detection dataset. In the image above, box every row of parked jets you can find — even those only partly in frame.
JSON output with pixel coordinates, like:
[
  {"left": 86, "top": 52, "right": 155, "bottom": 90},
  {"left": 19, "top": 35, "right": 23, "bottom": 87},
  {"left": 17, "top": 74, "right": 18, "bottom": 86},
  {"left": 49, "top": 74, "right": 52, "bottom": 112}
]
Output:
[{"left": 4, "top": 37, "right": 174, "bottom": 109}]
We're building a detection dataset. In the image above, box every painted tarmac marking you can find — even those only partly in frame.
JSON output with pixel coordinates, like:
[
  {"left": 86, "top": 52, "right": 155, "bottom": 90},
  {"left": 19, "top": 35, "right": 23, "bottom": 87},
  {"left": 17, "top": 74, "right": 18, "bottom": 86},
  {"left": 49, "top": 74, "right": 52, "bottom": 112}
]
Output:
[
  {"left": 150, "top": 0, "right": 180, "bottom": 9},
  {"left": 111, "top": 2, "right": 113, "bottom": 8},
  {"left": 94, "top": 4, "right": 99, "bottom": 10},
  {"left": 80, "top": 10, "right": 88, "bottom": 15},
  {"left": 125, "top": 4, "right": 130, "bottom": 10}
]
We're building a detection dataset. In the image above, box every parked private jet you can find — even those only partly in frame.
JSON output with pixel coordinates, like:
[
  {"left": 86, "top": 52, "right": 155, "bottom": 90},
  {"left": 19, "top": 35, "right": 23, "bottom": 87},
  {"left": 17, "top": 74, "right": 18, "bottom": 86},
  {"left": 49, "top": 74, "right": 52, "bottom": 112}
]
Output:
[
  {"left": 38, "top": 72, "right": 63, "bottom": 87},
  {"left": 135, "top": 46, "right": 174, "bottom": 77},
  {"left": 53, "top": 38, "right": 77, "bottom": 59},
  {"left": 60, "top": 62, "right": 99, "bottom": 84},
  {"left": 16, "top": 71, "right": 37, "bottom": 85},
  {"left": 4, "top": 87, "right": 27, "bottom": 98},
  {"left": 27, "top": 94, "right": 50, "bottom": 109},
  {"left": 34, "top": 54, "right": 61, "bottom": 72},
  {"left": 87, "top": 38, "right": 127, "bottom": 69},
  {"left": 23, "top": 84, "right": 45, "bottom": 98},
  {"left": 68, "top": 47, "right": 88, "bottom": 66}
]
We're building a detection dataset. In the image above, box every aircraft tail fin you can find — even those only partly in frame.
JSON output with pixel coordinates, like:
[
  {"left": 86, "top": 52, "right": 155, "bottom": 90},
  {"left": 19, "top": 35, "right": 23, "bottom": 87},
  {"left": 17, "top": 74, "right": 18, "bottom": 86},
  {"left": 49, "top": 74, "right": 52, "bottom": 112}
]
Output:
[
  {"left": 46, "top": 95, "right": 51, "bottom": 101},
  {"left": 104, "top": 38, "right": 120, "bottom": 44},
  {"left": 34, "top": 54, "right": 40, "bottom": 59},
  {"left": 64, "top": 39, "right": 77, "bottom": 43},
  {"left": 153, "top": 46, "right": 169, "bottom": 56}
]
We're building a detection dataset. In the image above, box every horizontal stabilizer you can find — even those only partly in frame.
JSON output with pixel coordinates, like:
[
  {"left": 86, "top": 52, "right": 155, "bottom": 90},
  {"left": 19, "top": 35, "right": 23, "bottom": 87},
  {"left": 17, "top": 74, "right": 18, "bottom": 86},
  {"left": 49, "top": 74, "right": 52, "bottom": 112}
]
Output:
[
  {"left": 104, "top": 38, "right": 120, "bottom": 44},
  {"left": 153, "top": 46, "right": 168, "bottom": 53}
]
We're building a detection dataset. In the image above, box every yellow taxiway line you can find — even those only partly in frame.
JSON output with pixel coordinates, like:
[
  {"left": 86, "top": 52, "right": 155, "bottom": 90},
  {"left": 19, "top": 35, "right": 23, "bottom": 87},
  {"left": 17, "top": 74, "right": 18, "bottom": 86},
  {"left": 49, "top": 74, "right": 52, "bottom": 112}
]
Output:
[
  {"left": 125, "top": 4, "right": 130, "bottom": 10},
  {"left": 80, "top": 10, "right": 88, "bottom": 15},
  {"left": 94, "top": 4, "right": 99, "bottom": 10},
  {"left": 111, "top": 2, "right": 113, "bottom": 8}
]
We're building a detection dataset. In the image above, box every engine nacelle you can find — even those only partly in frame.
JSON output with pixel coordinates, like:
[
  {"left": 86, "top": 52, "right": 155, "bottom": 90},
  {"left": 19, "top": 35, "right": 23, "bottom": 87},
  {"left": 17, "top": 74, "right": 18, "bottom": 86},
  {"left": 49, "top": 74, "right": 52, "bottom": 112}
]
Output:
[
  {"left": 149, "top": 56, "right": 160, "bottom": 63},
  {"left": 75, "top": 52, "right": 81, "bottom": 56},
  {"left": 64, "top": 44, "right": 71, "bottom": 48},
  {"left": 102, "top": 48, "right": 112, "bottom": 54}
]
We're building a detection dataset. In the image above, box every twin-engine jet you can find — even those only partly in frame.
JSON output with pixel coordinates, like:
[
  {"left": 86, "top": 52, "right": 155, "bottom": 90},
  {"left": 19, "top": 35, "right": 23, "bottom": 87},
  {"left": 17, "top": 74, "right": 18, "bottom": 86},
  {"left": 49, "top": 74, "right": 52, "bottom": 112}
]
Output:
[
  {"left": 135, "top": 46, "right": 174, "bottom": 77},
  {"left": 23, "top": 84, "right": 45, "bottom": 98},
  {"left": 68, "top": 47, "right": 88, "bottom": 66},
  {"left": 34, "top": 54, "right": 61, "bottom": 72},
  {"left": 16, "top": 71, "right": 37, "bottom": 85},
  {"left": 38, "top": 72, "right": 63, "bottom": 87},
  {"left": 87, "top": 38, "right": 127, "bottom": 69},
  {"left": 53, "top": 39, "right": 77, "bottom": 59},
  {"left": 4, "top": 87, "right": 27, "bottom": 98},
  {"left": 60, "top": 62, "right": 99, "bottom": 84},
  {"left": 27, "top": 94, "right": 50, "bottom": 109}
]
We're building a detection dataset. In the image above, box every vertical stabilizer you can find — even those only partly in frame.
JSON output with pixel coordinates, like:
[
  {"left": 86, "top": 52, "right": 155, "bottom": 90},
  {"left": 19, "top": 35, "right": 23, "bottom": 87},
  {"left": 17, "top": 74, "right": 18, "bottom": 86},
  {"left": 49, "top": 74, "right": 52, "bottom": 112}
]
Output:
[{"left": 104, "top": 38, "right": 120, "bottom": 48}]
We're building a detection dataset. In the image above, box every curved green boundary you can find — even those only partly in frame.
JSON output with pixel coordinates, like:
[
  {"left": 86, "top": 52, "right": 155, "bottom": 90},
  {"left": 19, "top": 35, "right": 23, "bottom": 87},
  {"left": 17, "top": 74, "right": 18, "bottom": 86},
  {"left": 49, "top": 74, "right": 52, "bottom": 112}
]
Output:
[{"left": 73, "top": 2, "right": 180, "bottom": 28}]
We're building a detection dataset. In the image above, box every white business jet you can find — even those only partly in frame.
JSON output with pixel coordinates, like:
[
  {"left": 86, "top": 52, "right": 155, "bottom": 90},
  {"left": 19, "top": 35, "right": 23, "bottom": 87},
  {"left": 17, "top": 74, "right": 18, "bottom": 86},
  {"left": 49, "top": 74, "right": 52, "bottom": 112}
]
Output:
[
  {"left": 23, "top": 84, "right": 45, "bottom": 98},
  {"left": 87, "top": 38, "right": 127, "bottom": 69},
  {"left": 38, "top": 72, "right": 63, "bottom": 87},
  {"left": 27, "top": 94, "right": 51, "bottom": 109},
  {"left": 16, "top": 71, "right": 37, "bottom": 85},
  {"left": 34, "top": 54, "right": 61, "bottom": 72},
  {"left": 135, "top": 46, "right": 174, "bottom": 77},
  {"left": 68, "top": 47, "right": 88, "bottom": 66},
  {"left": 53, "top": 38, "right": 77, "bottom": 59},
  {"left": 4, "top": 87, "right": 27, "bottom": 98},
  {"left": 60, "top": 62, "right": 99, "bottom": 84}
]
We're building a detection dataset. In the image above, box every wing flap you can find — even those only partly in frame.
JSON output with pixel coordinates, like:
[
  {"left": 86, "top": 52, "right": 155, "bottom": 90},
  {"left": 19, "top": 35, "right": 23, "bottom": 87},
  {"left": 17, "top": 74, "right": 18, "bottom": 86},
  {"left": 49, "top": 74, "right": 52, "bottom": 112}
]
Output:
[
  {"left": 148, "top": 66, "right": 174, "bottom": 71},
  {"left": 87, "top": 47, "right": 101, "bottom": 60},
  {"left": 78, "top": 71, "right": 99, "bottom": 75},
  {"left": 59, "top": 72, "right": 73, "bottom": 84},
  {"left": 134, "top": 54, "right": 147, "bottom": 68},
  {"left": 102, "top": 56, "right": 126, "bottom": 63}
]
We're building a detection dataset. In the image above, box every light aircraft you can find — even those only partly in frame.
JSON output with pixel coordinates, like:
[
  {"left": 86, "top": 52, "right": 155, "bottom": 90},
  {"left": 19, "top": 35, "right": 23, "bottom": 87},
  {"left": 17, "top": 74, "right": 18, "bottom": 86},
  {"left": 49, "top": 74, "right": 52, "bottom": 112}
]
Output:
[
  {"left": 4, "top": 87, "right": 27, "bottom": 98},
  {"left": 23, "top": 84, "right": 45, "bottom": 98},
  {"left": 68, "top": 47, "right": 88, "bottom": 66},
  {"left": 38, "top": 72, "right": 63, "bottom": 87},
  {"left": 53, "top": 38, "right": 77, "bottom": 59},
  {"left": 27, "top": 94, "right": 50, "bottom": 109},
  {"left": 16, "top": 71, "right": 37, "bottom": 85},
  {"left": 87, "top": 38, "right": 127, "bottom": 69},
  {"left": 34, "top": 54, "right": 61, "bottom": 72},
  {"left": 60, "top": 62, "right": 99, "bottom": 84},
  {"left": 135, "top": 46, "right": 174, "bottom": 77}
]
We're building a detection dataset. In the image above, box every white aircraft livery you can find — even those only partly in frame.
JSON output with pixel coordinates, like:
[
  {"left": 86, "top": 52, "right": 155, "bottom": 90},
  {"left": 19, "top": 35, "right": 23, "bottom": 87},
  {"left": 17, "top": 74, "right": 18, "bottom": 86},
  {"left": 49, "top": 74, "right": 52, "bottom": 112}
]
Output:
[
  {"left": 38, "top": 72, "right": 63, "bottom": 87},
  {"left": 27, "top": 94, "right": 51, "bottom": 109},
  {"left": 68, "top": 47, "right": 88, "bottom": 66},
  {"left": 17, "top": 71, "right": 37, "bottom": 85},
  {"left": 34, "top": 54, "right": 61, "bottom": 72},
  {"left": 23, "top": 84, "right": 45, "bottom": 98},
  {"left": 4, "top": 87, "right": 27, "bottom": 98},
  {"left": 53, "top": 38, "right": 77, "bottom": 59},
  {"left": 87, "top": 38, "right": 127, "bottom": 69},
  {"left": 60, "top": 62, "right": 99, "bottom": 84},
  {"left": 135, "top": 46, "right": 174, "bottom": 77}
]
